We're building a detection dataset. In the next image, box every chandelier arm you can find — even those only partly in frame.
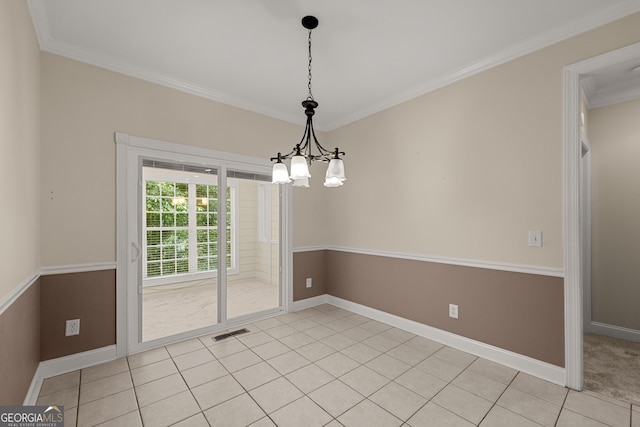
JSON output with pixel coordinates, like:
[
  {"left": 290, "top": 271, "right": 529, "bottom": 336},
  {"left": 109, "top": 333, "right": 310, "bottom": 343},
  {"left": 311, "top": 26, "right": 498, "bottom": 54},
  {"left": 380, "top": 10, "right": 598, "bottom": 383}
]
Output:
[
  {"left": 275, "top": 147, "right": 297, "bottom": 160},
  {"left": 270, "top": 15, "right": 347, "bottom": 186},
  {"left": 298, "top": 117, "right": 312, "bottom": 154},
  {"left": 309, "top": 123, "right": 342, "bottom": 159}
]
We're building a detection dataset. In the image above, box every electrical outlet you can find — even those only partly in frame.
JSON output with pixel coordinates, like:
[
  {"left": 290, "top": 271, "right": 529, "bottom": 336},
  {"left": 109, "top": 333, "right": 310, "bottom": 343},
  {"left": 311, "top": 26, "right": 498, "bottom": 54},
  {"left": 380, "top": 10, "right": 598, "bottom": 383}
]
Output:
[
  {"left": 306, "top": 278, "right": 312, "bottom": 288},
  {"left": 449, "top": 304, "right": 459, "bottom": 319},
  {"left": 65, "top": 319, "right": 80, "bottom": 336}
]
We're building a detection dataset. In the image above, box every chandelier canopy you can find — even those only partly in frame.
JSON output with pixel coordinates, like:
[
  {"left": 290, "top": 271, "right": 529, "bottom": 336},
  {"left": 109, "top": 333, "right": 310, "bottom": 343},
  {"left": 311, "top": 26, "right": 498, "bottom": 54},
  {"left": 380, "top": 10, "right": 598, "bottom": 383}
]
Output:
[{"left": 271, "top": 16, "right": 346, "bottom": 188}]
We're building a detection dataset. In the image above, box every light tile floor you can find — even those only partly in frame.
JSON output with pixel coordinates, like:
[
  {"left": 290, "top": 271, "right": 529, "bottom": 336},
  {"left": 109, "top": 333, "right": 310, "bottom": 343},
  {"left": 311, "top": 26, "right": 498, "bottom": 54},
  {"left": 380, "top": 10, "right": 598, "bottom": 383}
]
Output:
[{"left": 37, "top": 304, "right": 640, "bottom": 427}]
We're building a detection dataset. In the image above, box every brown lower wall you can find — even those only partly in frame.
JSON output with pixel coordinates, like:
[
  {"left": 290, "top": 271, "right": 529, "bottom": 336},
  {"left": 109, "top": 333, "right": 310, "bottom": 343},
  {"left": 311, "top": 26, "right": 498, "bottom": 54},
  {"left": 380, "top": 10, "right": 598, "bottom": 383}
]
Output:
[
  {"left": 325, "top": 250, "right": 565, "bottom": 367},
  {"left": 0, "top": 280, "right": 40, "bottom": 405},
  {"left": 1, "top": 250, "right": 562, "bottom": 403},
  {"left": 293, "top": 250, "right": 327, "bottom": 301},
  {"left": 40, "top": 270, "right": 116, "bottom": 361}
]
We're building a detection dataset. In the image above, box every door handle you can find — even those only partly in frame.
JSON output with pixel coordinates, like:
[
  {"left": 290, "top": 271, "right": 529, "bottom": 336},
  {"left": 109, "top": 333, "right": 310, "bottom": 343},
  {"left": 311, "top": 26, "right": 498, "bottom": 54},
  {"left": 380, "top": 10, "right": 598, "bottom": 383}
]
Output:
[{"left": 131, "top": 241, "right": 141, "bottom": 262}]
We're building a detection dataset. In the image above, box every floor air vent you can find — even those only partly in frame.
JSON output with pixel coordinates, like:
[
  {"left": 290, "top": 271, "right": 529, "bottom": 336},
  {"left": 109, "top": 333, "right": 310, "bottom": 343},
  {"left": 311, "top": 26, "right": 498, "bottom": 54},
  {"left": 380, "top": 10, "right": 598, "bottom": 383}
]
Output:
[{"left": 212, "top": 328, "right": 249, "bottom": 342}]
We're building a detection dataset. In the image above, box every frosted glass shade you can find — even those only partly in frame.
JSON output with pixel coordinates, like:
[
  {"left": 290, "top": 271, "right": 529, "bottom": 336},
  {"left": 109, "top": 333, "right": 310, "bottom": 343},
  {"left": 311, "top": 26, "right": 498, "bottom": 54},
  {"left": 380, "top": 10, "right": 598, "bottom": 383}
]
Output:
[
  {"left": 326, "top": 159, "right": 345, "bottom": 180},
  {"left": 323, "top": 176, "right": 344, "bottom": 187},
  {"left": 324, "top": 158, "right": 346, "bottom": 187},
  {"left": 290, "top": 155, "right": 311, "bottom": 179},
  {"left": 292, "top": 177, "right": 310, "bottom": 187},
  {"left": 272, "top": 163, "right": 290, "bottom": 184}
]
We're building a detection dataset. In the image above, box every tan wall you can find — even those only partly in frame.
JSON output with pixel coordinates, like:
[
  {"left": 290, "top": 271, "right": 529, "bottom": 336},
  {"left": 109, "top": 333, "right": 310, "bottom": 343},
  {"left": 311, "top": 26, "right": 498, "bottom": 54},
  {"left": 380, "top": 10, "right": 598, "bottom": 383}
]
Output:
[
  {"left": 19, "top": 5, "right": 640, "bottom": 384},
  {"left": 324, "top": 13, "right": 640, "bottom": 269},
  {"left": 40, "top": 270, "right": 116, "bottom": 361},
  {"left": 0, "top": 0, "right": 41, "bottom": 404},
  {"left": 312, "top": 14, "right": 640, "bottom": 366},
  {"left": 293, "top": 250, "right": 327, "bottom": 301},
  {"left": 326, "top": 251, "right": 565, "bottom": 366},
  {"left": 589, "top": 98, "right": 640, "bottom": 331},
  {"left": 0, "top": 0, "right": 41, "bottom": 300},
  {"left": 0, "top": 281, "right": 40, "bottom": 405},
  {"left": 39, "top": 13, "right": 640, "bottom": 270},
  {"left": 40, "top": 53, "right": 314, "bottom": 266},
  {"left": 292, "top": 181, "right": 328, "bottom": 248}
]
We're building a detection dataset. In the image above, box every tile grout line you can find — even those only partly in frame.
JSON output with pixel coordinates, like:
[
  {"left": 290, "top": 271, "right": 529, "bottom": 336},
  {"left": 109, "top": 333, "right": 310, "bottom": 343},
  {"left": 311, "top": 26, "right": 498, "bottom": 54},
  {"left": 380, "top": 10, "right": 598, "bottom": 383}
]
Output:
[
  {"left": 267, "top": 327, "right": 348, "bottom": 424},
  {"left": 124, "top": 355, "right": 144, "bottom": 426},
  {"left": 74, "top": 370, "right": 81, "bottom": 427},
  {"left": 288, "top": 318, "right": 412, "bottom": 423},
  {"left": 552, "top": 382, "right": 571, "bottom": 427},
  {"left": 173, "top": 342, "right": 211, "bottom": 426},
  {"left": 227, "top": 339, "right": 285, "bottom": 425},
  {"left": 475, "top": 369, "right": 518, "bottom": 426},
  {"left": 260, "top": 318, "right": 394, "bottom": 424},
  {"left": 41, "top": 305, "right": 635, "bottom": 426}
]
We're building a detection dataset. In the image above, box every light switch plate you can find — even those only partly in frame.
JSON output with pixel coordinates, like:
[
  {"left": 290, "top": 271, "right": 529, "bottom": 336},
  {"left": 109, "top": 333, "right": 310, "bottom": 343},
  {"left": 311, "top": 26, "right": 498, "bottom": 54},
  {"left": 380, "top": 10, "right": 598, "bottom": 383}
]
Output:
[{"left": 528, "top": 231, "right": 542, "bottom": 247}]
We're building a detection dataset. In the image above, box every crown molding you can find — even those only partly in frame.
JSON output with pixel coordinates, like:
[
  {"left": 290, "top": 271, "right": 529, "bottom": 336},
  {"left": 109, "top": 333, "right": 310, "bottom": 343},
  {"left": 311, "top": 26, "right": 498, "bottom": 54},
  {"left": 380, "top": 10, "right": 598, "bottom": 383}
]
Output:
[
  {"left": 39, "top": 39, "right": 303, "bottom": 126},
  {"left": 324, "top": 3, "right": 640, "bottom": 130},
  {"left": 28, "top": 0, "right": 640, "bottom": 131}
]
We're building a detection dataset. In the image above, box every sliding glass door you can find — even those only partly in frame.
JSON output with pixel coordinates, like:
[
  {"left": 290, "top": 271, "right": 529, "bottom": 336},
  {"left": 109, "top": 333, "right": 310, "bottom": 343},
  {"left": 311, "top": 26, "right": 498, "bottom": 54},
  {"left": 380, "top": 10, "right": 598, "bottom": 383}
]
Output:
[
  {"left": 225, "top": 170, "right": 280, "bottom": 320},
  {"left": 126, "top": 152, "right": 282, "bottom": 349},
  {"left": 140, "top": 162, "right": 225, "bottom": 341}
]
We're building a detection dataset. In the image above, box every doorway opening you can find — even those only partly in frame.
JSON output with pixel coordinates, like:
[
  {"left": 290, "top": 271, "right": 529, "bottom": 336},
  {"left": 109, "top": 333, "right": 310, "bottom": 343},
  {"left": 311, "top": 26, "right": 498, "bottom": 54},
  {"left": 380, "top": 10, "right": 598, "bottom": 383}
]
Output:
[
  {"left": 564, "top": 41, "right": 640, "bottom": 394},
  {"left": 140, "top": 163, "right": 280, "bottom": 341},
  {"left": 116, "top": 133, "right": 291, "bottom": 356}
]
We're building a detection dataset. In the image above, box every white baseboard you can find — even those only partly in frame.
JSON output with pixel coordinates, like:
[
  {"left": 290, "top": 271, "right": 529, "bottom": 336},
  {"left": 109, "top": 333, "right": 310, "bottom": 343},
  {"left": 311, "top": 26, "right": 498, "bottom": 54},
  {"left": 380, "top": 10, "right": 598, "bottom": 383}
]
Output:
[
  {"left": 294, "top": 294, "right": 566, "bottom": 386},
  {"left": 292, "top": 295, "right": 329, "bottom": 311},
  {"left": 586, "top": 321, "right": 640, "bottom": 344},
  {"left": 24, "top": 345, "right": 117, "bottom": 405}
]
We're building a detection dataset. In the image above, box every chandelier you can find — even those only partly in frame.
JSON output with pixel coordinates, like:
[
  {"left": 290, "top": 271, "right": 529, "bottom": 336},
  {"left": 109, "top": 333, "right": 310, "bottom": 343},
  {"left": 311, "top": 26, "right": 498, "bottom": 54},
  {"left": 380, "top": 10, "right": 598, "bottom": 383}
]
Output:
[{"left": 271, "top": 16, "right": 346, "bottom": 188}]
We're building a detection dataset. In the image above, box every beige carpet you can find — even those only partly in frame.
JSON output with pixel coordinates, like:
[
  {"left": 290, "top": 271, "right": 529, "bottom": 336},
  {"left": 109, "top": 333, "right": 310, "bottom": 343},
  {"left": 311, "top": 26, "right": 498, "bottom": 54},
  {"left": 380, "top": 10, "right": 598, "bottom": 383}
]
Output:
[
  {"left": 584, "top": 333, "right": 640, "bottom": 405},
  {"left": 142, "top": 278, "right": 279, "bottom": 341}
]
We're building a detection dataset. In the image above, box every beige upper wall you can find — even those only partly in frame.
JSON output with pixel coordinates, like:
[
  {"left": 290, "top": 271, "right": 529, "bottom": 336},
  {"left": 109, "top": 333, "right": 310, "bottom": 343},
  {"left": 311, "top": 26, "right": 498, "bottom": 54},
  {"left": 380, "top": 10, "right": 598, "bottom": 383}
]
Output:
[
  {"left": 40, "top": 53, "right": 328, "bottom": 266},
  {"left": 325, "top": 13, "right": 640, "bottom": 269},
  {"left": 0, "top": 0, "right": 41, "bottom": 300},
  {"left": 589, "top": 98, "right": 640, "bottom": 331},
  {"left": 39, "top": 12, "right": 640, "bottom": 269}
]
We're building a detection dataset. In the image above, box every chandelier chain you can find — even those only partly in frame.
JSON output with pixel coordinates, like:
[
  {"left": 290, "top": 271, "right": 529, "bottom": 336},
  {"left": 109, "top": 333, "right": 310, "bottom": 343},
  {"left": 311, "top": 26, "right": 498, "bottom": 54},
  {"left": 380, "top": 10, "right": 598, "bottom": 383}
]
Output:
[
  {"left": 307, "top": 29, "right": 313, "bottom": 101},
  {"left": 270, "top": 16, "right": 346, "bottom": 187}
]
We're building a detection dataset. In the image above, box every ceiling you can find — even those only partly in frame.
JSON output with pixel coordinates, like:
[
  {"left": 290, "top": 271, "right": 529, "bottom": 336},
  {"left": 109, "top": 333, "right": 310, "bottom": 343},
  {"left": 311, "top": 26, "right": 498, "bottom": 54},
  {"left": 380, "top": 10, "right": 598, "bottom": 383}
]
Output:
[
  {"left": 583, "top": 56, "right": 640, "bottom": 108},
  {"left": 28, "top": 0, "right": 640, "bottom": 130}
]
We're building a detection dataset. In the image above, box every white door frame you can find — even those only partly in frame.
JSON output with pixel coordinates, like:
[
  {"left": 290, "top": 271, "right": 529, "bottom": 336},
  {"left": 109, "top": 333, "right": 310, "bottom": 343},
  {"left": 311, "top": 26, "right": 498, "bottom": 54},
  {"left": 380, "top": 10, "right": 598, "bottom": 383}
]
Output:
[
  {"left": 580, "top": 134, "right": 592, "bottom": 336},
  {"left": 115, "top": 132, "right": 293, "bottom": 356},
  {"left": 563, "top": 41, "right": 640, "bottom": 390}
]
